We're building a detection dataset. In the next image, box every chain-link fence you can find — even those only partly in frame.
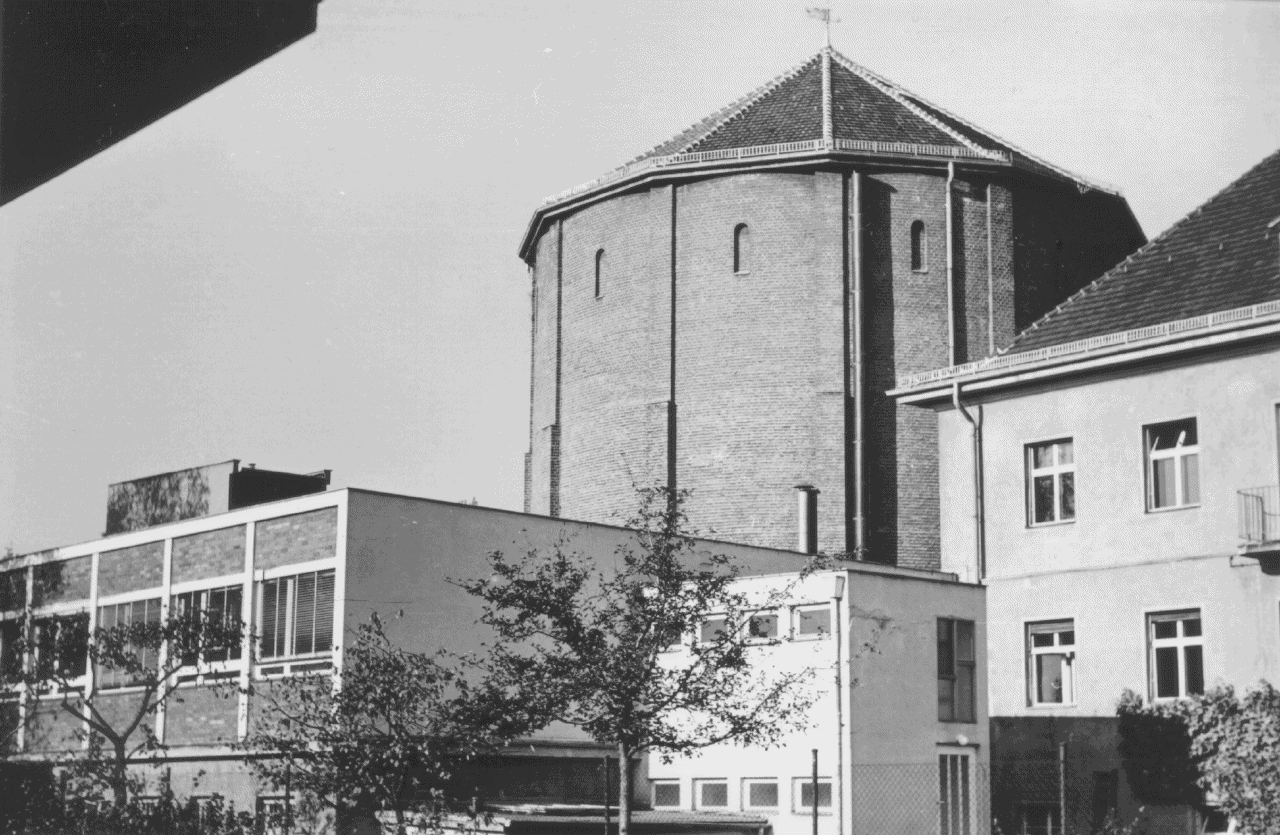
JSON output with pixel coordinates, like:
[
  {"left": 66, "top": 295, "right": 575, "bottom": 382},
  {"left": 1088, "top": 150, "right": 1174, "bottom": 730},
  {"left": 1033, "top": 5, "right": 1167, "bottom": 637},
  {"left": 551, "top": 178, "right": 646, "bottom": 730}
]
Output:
[{"left": 850, "top": 760, "right": 992, "bottom": 835}]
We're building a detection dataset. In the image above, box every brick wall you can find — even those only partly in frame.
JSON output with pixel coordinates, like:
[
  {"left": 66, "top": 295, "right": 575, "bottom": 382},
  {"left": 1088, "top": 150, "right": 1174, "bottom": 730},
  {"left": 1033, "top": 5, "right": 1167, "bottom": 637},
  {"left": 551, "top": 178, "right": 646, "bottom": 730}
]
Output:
[
  {"left": 98, "top": 541, "right": 163, "bottom": 597},
  {"left": 990, "top": 183, "right": 1017, "bottom": 350},
  {"left": 558, "top": 186, "right": 671, "bottom": 526},
  {"left": 26, "top": 699, "right": 83, "bottom": 754},
  {"left": 528, "top": 227, "right": 560, "bottom": 516},
  {"left": 172, "top": 525, "right": 245, "bottom": 584},
  {"left": 31, "top": 555, "right": 91, "bottom": 606},
  {"left": 164, "top": 685, "right": 238, "bottom": 745},
  {"left": 676, "top": 171, "right": 847, "bottom": 554},
  {"left": 255, "top": 508, "right": 337, "bottom": 570}
]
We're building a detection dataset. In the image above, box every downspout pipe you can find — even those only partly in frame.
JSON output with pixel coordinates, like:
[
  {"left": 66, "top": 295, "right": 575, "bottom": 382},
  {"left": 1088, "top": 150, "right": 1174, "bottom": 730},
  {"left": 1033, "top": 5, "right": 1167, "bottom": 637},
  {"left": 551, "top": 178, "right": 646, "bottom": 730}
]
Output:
[
  {"left": 852, "top": 172, "right": 866, "bottom": 557},
  {"left": 945, "top": 161, "right": 956, "bottom": 367},
  {"left": 831, "top": 573, "right": 847, "bottom": 835},
  {"left": 951, "top": 381, "right": 986, "bottom": 581}
]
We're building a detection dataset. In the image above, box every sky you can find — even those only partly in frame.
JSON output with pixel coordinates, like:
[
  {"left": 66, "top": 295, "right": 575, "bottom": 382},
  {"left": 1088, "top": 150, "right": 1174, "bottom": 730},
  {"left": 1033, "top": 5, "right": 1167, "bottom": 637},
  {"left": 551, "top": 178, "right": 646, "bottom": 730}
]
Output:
[{"left": 2, "top": 0, "right": 1279, "bottom": 554}]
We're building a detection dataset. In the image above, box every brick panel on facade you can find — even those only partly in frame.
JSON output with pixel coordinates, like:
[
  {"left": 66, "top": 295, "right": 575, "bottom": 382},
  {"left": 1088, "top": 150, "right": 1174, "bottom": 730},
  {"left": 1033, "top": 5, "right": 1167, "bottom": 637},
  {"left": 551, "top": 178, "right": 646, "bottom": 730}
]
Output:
[
  {"left": 98, "top": 541, "right": 164, "bottom": 597},
  {"left": 254, "top": 508, "right": 337, "bottom": 570},
  {"left": 164, "top": 685, "right": 238, "bottom": 746},
  {"left": 527, "top": 228, "right": 561, "bottom": 516},
  {"left": 31, "top": 555, "right": 91, "bottom": 606},
  {"left": 26, "top": 699, "right": 84, "bottom": 754},
  {"left": 88, "top": 691, "right": 146, "bottom": 741},
  {"left": 172, "top": 525, "right": 246, "bottom": 584}
]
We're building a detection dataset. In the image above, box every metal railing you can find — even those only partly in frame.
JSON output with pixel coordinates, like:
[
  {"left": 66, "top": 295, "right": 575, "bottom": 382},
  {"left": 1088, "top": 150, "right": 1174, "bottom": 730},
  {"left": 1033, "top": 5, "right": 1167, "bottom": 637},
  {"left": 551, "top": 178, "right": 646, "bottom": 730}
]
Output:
[{"left": 1239, "top": 485, "right": 1280, "bottom": 544}]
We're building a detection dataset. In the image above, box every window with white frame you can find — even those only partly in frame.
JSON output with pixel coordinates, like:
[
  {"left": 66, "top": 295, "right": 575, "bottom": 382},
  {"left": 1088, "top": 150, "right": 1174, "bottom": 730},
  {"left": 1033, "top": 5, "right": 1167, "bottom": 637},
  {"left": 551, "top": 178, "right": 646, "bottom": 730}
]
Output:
[
  {"left": 258, "top": 570, "right": 335, "bottom": 662},
  {"left": 699, "top": 616, "right": 727, "bottom": 644},
  {"left": 1149, "top": 610, "right": 1203, "bottom": 699},
  {"left": 172, "top": 585, "right": 243, "bottom": 666},
  {"left": 256, "top": 795, "right": 291, "bottom": 835},
  {"left": 793, "top": 604, "right": 831, "bottom": 639},
  {"left": 792, "top": 777, "right": 832, "bottom": 814},
  {"left": 651, "top": 780, "right": 680, "bottom": 808},
  {"left": 938, "top": 618, "right": 976, "bottom": 723},
  {"left": 1145, "top": 418, "right": 1200, "bottom": 510},
  {"left": 1026, "top": 439, "right": 1075, "bottom": 525},
  {"left": 1027, "top": 620, "right": 1074, "bottom": 706},
  {"left": 693, "top": 779, "right": 729, "bottom": 809},
  {"left": 748, "top": 612, "right": 778, "bottom": 640},
  {"left": 95, "top": 598, "right": 161, "bottom": 689},
  {"left": 742, "top": 778, "right": 779, "bottom": 810}
]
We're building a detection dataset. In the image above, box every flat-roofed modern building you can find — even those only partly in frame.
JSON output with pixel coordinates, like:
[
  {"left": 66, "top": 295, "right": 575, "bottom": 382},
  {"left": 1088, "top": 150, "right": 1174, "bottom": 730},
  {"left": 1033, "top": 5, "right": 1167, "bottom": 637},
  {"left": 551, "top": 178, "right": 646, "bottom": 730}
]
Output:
[
  {"left": 1, "top": 479, "right": 984, "bottom": 833},
  {"left": 892, "top": 147, "right": 1280, "bottom": 835}
]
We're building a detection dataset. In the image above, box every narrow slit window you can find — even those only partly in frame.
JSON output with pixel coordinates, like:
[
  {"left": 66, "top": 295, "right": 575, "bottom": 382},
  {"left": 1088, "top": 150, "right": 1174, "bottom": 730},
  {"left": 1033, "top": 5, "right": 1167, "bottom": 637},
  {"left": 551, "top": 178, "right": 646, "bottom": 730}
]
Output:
[
  {"left": 594, "top": 249, "right": 604, "bottom": 298},
  {"left": 911, "top": 220, "right": 928, "bottom": 271},
  {"left": 733, "top": 224, "right": 750, "bottom": 273}
]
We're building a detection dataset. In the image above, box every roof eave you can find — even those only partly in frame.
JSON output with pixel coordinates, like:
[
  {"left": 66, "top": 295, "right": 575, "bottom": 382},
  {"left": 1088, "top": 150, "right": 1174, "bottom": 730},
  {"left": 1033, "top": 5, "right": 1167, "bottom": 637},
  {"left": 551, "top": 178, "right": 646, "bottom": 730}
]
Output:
[
  {"left": 518, "top": 144, "right": 1012, "bottom": 264},
  {"left": 891, "top": 311, "right": 1280, "bottom": 407}
]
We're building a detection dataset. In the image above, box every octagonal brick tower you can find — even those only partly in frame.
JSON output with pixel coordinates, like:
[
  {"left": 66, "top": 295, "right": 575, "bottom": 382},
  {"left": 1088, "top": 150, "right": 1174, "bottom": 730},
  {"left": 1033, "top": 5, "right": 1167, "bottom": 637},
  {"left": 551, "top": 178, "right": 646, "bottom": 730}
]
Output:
[{"left": 518, "top": 48, "right": 1144, "bottom": 569}]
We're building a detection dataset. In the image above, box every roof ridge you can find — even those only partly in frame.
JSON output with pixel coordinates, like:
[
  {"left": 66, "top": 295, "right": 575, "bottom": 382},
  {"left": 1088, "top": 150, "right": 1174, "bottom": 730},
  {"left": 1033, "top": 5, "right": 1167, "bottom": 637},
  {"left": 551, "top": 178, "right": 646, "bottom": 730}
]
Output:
[
  {"left": 829, "top": 48, "right": 1117, "bottom": 195},
  {"left": 624, "top": 54, "right": 820, "bottom": 165},
  {"left": 826, "top": 50, "right": 986, "bottom": 156},
  {"left": 1006, "top": 145, "right": 1280, "bottom": 352}
]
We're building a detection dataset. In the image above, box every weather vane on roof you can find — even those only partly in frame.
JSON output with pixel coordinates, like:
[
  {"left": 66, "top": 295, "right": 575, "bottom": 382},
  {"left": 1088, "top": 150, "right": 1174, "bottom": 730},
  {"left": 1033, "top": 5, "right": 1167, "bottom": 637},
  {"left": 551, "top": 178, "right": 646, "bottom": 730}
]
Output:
[{"left": 806, "top": 7, "right": 836, "bottom": 48}]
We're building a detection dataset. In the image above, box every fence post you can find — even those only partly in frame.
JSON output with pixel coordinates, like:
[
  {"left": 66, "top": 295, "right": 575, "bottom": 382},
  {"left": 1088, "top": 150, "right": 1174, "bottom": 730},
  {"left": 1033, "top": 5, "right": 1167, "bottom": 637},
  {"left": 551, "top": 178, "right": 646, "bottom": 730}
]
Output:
[
  {"left": 812, "top": 749, "right": 819, "bottom": 835},
  {"left": 1058, "top": 743, "right": 1066, "bottom": 835}
]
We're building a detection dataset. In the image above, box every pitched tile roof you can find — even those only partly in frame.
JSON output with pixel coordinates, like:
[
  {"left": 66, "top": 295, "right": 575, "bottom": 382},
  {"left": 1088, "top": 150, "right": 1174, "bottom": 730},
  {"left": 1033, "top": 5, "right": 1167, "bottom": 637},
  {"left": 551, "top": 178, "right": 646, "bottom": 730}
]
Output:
[
  {"left": 1009, "top": 146, "right": 1280, "bottom": 352},
  {"left": 622, "top": 48, "right": 1109, "bottom": 192}
]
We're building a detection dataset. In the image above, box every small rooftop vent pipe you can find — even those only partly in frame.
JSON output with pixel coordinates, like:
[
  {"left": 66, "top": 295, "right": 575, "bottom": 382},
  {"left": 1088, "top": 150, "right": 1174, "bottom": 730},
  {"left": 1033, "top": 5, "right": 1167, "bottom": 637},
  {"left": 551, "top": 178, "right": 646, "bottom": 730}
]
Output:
[{"left": 795, "top": 485, "right": 820, "bottom": 555}]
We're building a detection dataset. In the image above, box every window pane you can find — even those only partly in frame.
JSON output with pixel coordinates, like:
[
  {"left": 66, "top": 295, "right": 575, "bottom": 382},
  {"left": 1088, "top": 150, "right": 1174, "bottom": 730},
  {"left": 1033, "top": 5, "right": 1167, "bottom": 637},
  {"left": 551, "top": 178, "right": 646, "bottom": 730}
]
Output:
[
  {"left": 1155, "top": 646, "right": 1180, "bottom": 697},
  {"left": 0, "top": 621, "right": 22, "bottom": 683},
  {"left": 699, "top": 782, "right": 728, "bottom": 807},
  {"left": 1031, "top": 632, "right": 1055, "bottom": 648},
  {"left": 313, "top": 572, "right": 334, "bottom": 654},
  {"left": 700, "top": 617, "right": 727, "bottom": 643},
  {"left": 261, "top": 580, "right": 279, "bottom": 659},
  {"left": 1184, "top": 645, "right": 1204, "bottom": 695},
  {"left": 937, "top": 619, "right": 954, "bottom": 676},
  {"left": 1183, "top": 618, "right": 1202, "bottom": 637},
  {"left": 1152, "top": 458, "right": 1176, "bottom": 508},
  {"left": 1059, "top": 472, "right": 1075, "bottom": 520},
  {"left": 1060, "top": 630, "right": 1074, "bottom": 646},
  {"left": 956, "top": 664, "right": 975, "bottom": 722},
  {"left": 1032, "top": 444, "right": 1054, "bottom": 469},
  {"left": 653, "top": 783, "right": 680, "bottom": 807},
  {"left": 294, "top": 573, "right": 316, "bottom": 656},
  {"left": 748, "top": 782, "right": 778, "bottom": 808},
  {"left": 800, "top": 782, "right": 832, "bottom": 808},
  {"left": 797, "top": 607, "right": 830, "bottom": 636},
  {"left": 1057, "top": 440, "right": 1074, "bottom": 465},
  {"left": 1154, "top": 620, "right": 1177, "bottom": 640},
  {"left": 1181, "top": 453, "right": 1200, "bottom": 505},
  {"left": 1036, "top": 655, "right": 1066, "bottom": 704},
  {"left": 955, "top": 621, "right": 975, "bottom": 661},
  {"left": 1033, "top": 476, "right": 1056, "bottom": 523},
  {"left": 749, "top": 614, "right": 778, "bottom": 639},
  {"left": 61, "top": 615, "right": 88, "bottom": 677},
  {"left": 1149, "top": 418, "right": 1196, "bottom": 451},
  {"left": 938, "top": 677, "right": 954, "bottom": 722}
]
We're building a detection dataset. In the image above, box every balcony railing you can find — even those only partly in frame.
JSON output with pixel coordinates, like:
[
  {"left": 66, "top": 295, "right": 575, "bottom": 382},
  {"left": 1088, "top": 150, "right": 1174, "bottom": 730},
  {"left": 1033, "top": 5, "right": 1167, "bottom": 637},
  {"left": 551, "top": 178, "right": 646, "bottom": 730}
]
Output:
[{"left": 1238, "top": 486, "right": 1280, "bottom": 550}]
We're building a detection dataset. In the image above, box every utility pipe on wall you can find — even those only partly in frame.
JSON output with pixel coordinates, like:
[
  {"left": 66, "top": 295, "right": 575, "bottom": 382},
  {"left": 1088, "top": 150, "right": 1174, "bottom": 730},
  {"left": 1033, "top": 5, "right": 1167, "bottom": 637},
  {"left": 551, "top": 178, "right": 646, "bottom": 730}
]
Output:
[
  {"left": 945, "top": 161, "right": 956, "bottom": 367},
  {"left": 852, "top": 172, "right": 866, "bottom": 556},
  {"left": 831, "top": 574, "right": 847, "bottom": 835},
  {"left": 951, "top": 382, "right": 986, "bottom": 580}
]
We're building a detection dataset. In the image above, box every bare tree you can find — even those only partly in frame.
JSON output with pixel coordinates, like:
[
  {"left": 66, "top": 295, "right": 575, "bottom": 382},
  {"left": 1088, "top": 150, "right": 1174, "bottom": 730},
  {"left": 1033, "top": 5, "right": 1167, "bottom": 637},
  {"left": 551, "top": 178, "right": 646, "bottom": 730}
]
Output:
[
  {"left": 457, "top": 487, "right": 821, "bottom": 835},
  {"left": 25, "top": 605, "right": 243, "bottom": 808}
]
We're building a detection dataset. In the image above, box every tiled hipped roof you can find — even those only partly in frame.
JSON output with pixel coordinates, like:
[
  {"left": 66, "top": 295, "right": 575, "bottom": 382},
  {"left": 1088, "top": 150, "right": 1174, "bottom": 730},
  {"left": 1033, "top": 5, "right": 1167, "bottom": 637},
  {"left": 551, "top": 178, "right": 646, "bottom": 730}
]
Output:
[
  {"left": 620, "top": 48, "right": 1108, "bottom": 191},
  {"left": 1009, "top": 147, "right": 1280, "bottom": 352}
]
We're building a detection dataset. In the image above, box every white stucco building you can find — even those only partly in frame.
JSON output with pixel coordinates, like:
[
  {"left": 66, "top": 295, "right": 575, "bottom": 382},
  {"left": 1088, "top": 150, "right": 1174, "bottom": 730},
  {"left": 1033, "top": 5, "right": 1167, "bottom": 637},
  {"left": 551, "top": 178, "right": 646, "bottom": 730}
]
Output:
[
  {"left": 647, "top": 566, "right": 986, "bottom": 835},
  {"left": 891, "top": 147, "right": 1280, "bottom": 835}
]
